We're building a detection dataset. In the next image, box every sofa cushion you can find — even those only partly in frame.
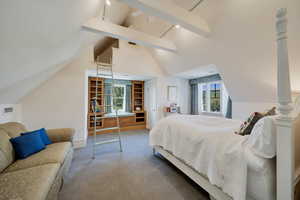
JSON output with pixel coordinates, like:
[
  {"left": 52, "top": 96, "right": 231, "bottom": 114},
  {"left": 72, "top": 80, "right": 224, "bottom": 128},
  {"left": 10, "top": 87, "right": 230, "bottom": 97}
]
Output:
[
  {"left": 4, "top": 142, "right": 71, "bottom": 173},
  {"left": 0, "top": 129, "right": 15, "bottom": 172},
  {"left": 0, "top": 122, "right": 27, "bottom": 138},
  {"left": 0, "top": 163, "right": 60, "bottom": 200},
  {"left": 10, "top": 132, "right": 46, "bottom": 159},
  {"left": 22, "top": 128, "right": 52, "bottom": 145}
]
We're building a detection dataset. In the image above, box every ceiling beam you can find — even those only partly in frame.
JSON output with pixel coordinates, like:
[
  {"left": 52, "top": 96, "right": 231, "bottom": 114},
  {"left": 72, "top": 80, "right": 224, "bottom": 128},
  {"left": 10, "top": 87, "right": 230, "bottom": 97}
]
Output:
[
  {"left": 82, "top": 18, "right": 176, "bottom": 53},
  {"left": 118, "top": 0, "right": 210, "bottom": 37}
]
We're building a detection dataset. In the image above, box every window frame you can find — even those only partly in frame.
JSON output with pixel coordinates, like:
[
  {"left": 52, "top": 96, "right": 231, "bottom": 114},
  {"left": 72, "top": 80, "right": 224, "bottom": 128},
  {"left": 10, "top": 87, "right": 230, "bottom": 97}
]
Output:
[
  {"left": 198, "top": 81, "right": 223, "bottom": 114},
  {"left": 111, "top": 84, "right": 126, "bottom": 113}
]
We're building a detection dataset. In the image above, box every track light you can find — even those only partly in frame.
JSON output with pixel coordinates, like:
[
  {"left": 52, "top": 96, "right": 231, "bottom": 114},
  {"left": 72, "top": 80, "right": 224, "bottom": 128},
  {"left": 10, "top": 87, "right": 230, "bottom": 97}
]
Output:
[{"left": 106, "top": 0, "right": 111, "bottom": 6}]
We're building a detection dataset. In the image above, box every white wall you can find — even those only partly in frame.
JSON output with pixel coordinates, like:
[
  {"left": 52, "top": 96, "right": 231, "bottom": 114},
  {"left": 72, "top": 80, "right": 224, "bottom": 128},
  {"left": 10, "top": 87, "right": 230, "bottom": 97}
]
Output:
[
  {"left": 20, "top": 43, "right": 167, "bottom": 147},
  {"left": 21, "top": 47, "right": 93, "bottom": 148},
  {"left": 232, "top": 102, "right": 276, "bottom": 120},
  {"left": 0, "top": 104, "right": 22, "bottom": 123},
  {"left": 113, "top": 41, "right": 165, "bottom": 77},
  {"left": 155, "top": 77, "right": 190, "bottom": 120}
]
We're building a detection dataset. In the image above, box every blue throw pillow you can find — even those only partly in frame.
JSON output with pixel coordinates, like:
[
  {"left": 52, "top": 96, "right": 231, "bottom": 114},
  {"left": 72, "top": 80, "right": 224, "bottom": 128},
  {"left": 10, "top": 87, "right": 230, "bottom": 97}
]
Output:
[
  {"left": 10, "top": 132, "right": 46, "bottom": 159},
  {"left": 22, "top": 128, "right": 52, "bottom": 145}
]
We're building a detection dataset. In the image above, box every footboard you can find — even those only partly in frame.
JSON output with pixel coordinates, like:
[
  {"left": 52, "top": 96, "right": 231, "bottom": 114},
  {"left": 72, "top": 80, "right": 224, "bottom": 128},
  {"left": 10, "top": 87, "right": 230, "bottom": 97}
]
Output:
[{"left": 153, "top": 146, "right": 232, "bottom": 200}]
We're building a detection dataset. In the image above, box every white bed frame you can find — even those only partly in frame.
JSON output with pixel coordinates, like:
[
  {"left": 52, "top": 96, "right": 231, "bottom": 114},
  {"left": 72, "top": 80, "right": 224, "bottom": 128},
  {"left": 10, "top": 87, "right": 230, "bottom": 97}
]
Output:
[{"left": 153, "top": 8, "right": 298, "bottom": 200}]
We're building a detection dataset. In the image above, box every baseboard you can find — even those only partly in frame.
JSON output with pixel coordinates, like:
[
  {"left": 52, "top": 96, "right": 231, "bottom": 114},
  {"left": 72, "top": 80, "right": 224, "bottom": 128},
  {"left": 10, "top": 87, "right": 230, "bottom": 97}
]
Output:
[
  {"left": 73, "top": 139, "right": 87, "bottom": 149},
  {"left": 88, "top": 125, "right": 146, "bottom": 135}
]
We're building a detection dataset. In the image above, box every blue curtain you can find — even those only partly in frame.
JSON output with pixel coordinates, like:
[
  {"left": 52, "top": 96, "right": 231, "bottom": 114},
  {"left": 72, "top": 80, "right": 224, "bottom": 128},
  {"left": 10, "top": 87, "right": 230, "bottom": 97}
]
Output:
[
  {"left": 226, "top": 97, "right": 232, "bottom": 119},
  {"left": 126, "top": 85, "right": 132, "bottom": 112},
  {"left": 191, "top": 84, "right": 198, "bottom": 115},
  {"left": 189, "top": 74, "right": 221, "bottom": 85}
]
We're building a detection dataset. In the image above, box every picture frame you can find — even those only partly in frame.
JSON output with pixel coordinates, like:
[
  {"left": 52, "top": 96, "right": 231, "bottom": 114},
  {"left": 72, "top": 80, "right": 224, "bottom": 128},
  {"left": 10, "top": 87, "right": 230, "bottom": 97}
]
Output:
[{"left": 168, "top": 86, "right": 177, "bottom": 102}]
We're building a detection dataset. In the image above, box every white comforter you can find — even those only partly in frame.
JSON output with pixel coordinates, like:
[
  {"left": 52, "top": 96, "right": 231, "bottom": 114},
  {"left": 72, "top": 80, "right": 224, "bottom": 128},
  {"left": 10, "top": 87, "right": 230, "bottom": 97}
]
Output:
[{"left": 149, "top": 114, "right": 249, "bottom": 200}]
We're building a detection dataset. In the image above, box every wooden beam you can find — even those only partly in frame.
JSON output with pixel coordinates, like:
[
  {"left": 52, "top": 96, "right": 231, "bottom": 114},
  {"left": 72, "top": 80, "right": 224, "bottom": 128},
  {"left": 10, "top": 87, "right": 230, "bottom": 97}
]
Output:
[
  {"left": 118, "top": 0, "right": 210, "bottom": 37},
  {"left": 82, "top": 18, "right": 176, "bottom": 53}
]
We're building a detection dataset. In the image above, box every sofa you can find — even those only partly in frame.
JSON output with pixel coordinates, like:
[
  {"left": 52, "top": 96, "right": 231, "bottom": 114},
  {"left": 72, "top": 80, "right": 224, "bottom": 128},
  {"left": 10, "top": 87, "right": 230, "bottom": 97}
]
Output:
[{"left": 0, "top": 122, "right": 74, "bottom": 200}]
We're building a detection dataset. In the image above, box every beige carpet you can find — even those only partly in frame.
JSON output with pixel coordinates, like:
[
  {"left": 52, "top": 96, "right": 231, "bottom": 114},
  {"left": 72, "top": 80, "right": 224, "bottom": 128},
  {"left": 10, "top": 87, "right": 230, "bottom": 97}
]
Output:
[{"left": 59, "top": 130, "right": 210, "bottom": 200}]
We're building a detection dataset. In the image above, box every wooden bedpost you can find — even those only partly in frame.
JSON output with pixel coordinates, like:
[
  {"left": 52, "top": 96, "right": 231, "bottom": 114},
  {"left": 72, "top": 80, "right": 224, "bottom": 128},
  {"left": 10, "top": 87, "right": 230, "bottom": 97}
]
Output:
[{"left": 275, "top": 8, "right": 295, "bottom": 200}]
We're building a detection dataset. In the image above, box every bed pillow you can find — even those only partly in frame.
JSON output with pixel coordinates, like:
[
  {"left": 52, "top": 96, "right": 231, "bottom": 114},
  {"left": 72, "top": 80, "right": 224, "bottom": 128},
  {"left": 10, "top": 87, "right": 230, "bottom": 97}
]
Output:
[
  {"left": 246, "top": 116, "right": 277, "bottom": 158},
  {"left": 236, "top": 107, "right": 276, "bottom": 136},
  {"left": 10, "top": 132, "right": 46, "bottom": 159},
  {"left": 21, "top": 128, "right": 52, "bottom": 145}
]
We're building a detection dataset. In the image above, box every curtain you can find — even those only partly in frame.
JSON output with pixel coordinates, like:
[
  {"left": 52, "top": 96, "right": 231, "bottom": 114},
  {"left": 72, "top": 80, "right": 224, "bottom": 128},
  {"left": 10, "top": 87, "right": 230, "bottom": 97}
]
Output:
[
  {"left": 125, "top": 85, "right": 132, "bottom": 112},
  {"left": 226, "top": 97, "right": 232, "bottom": 119},
  {"left": 189, "top": 74, "right": 221, "bottom": 85},
  {"left": 191, "top": 84, "right": 198, "bottom": 115},
  {"left": 104, "top": 80, "right": 112, "bottom": 113}
]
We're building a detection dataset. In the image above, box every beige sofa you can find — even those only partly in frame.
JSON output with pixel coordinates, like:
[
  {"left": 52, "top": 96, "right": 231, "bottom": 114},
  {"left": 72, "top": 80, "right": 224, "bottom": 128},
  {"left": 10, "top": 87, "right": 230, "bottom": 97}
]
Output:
[{"left": 0, "top": 122, "right": 74, "bottom": 200}]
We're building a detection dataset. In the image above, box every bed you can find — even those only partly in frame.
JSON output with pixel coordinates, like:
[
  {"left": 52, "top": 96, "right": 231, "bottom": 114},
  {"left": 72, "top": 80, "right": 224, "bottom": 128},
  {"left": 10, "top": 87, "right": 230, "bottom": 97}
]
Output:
[
  {"left": 150, "top": 115, "right": 276, "bottom": 200},
  {"left": 150, "top": 8, "right": 299, "bottom": 200}
]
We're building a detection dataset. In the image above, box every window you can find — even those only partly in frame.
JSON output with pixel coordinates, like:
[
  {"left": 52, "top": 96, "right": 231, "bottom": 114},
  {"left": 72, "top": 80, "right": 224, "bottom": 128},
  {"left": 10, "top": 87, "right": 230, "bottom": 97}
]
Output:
[
  {"left": 199, "top": 82, "right": 222, "bottom": 113},
  {"left": 111, "top": 85, "right": 126, "bottom": 112}
]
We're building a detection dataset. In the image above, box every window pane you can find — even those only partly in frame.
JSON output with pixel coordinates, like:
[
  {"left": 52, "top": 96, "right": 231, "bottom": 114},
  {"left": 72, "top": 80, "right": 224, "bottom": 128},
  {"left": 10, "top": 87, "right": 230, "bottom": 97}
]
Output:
[
  {"left": 113, "top": 87, "right": 124, "bottom": 98},
  {"left": 111, "top": 86, "right": 125, "bottom": 111},
  {"left": 113, "top": 98, "right": 124, "bottom": 110},
  {"left": 210, "top": 83, "right": 221, "bottom": 112}
]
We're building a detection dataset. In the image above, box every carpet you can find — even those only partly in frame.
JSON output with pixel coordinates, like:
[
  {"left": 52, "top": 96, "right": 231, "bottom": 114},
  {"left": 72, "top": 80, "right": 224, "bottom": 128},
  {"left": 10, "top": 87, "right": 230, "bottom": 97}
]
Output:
[{"left": 59, "top": 130, "right": 209, "bottom": 200}]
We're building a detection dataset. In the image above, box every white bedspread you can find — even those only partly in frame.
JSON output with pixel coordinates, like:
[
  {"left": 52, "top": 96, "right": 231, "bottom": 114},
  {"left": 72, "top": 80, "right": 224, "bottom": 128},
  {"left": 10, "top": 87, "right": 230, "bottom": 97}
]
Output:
[{"left": 149, "top": 115, "right": 249, "bottom": 200}]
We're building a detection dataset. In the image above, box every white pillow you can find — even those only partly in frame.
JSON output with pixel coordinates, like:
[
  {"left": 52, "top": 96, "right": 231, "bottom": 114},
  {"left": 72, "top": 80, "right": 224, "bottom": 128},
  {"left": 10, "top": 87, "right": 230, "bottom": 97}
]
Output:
[{"left": 246, "top": 116, "right": 277, "bottom": 158}]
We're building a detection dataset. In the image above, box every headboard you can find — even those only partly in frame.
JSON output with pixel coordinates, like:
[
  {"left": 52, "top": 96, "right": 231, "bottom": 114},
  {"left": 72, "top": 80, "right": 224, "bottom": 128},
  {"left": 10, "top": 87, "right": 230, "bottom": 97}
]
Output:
[{"left": 294, "top": 96, "right": 300, "bottom": 181}]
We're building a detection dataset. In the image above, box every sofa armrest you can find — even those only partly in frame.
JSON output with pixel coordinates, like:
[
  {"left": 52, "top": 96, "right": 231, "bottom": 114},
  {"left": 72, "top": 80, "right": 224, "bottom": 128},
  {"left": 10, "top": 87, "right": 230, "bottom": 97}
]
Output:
[{"left": 46, "top": 128, "right": 75, "bottom": 144}]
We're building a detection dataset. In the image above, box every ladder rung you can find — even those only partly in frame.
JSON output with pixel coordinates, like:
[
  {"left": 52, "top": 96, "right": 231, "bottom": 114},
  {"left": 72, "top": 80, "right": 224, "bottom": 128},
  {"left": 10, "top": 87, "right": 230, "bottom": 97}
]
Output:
[
  {"left": 95, "top": 139, "right": 119, "bottom": 146},
  {"left": 96, "top": 62, "right": 113, "bottom": 67},
  {"left": 97, "top": 73, "right": 112, "bottom": 76},
  {"left": 96, "top": 127, "right": 119, "bottom": 132}
]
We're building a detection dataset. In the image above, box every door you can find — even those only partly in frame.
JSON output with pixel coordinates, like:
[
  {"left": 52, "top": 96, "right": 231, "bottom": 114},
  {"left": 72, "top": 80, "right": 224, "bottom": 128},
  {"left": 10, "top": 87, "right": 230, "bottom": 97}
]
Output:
[{"left": 145, "top": 79, "right": 157, "bottom": 129}]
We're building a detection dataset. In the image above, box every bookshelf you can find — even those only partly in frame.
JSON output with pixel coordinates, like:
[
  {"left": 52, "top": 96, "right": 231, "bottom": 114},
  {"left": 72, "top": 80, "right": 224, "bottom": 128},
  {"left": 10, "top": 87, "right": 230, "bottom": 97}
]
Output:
[
  {"left": 88, "top": 77, "right": 104, "bottom": 131},
  {"left": 87, "top": 78, "right": 147, "bottom": 134},
  {"left": 132, "top": 81, "right": 144, "bottom": 112},
  {"left": 132, "top": 81, "right": 146, "bottom": 124}
]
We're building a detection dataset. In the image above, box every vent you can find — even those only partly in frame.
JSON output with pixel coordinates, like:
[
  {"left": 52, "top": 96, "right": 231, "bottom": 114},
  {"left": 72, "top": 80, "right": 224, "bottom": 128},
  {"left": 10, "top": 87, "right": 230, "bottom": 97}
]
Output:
[
  {"left": 4, "top": 107, "right": 13, "bottom": 113},
  {"left": 128, "top": 41, "right": 137, "bottom": 45}
]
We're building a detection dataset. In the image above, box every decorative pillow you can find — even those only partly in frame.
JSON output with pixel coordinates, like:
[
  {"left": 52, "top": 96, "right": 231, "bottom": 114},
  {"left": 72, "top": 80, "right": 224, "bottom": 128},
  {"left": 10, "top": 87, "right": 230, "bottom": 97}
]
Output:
[
  {"left": 264, "top": 107, "right": 276, "bottom": 116},
  {"left": 10, "top": 132, "right": 46, "bottom": 159},
  {"left": 246, "top": 116, "right": 277, "bottom": 158},
  {"left": 236, "top": 112, "right": 264, "bottom": 136},
  {"left": 236, "top": 107, "right": 276, "bottom": 136},
  {"left": 21, "top": 128, "right": 52, "bottom": 145}
]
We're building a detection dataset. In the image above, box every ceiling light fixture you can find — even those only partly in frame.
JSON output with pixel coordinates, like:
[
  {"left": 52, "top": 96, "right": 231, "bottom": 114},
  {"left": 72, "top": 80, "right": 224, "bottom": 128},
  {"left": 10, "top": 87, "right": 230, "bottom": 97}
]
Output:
[
  {"left": 175, "top": 24, "right": 180, "bottom": 29},
  {"left": 106, "top": 0, "right": 111, "bottom": 6}
]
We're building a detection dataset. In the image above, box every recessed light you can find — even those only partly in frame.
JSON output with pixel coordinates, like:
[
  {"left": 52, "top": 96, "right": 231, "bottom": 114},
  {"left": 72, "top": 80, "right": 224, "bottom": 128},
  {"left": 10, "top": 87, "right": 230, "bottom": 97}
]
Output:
[
  {"left": 106, "top": 0, "right": 111, "bottom": 6},
  {"left": 175, "top": 24, "right": 180, "bottom": 29}
]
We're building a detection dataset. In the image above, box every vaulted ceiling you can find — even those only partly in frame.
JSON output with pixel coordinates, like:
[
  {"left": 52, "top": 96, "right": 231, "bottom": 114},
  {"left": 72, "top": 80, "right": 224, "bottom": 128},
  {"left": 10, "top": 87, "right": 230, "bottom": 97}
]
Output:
[
  {"left": 0, "top": 0, "right": 130, "bottom": 104},
  {"left": 0, "top": 0, "right": 299, "bottom": 104},
  {"left": 124, "top": 0, "right": 300, "bottom": 102}
]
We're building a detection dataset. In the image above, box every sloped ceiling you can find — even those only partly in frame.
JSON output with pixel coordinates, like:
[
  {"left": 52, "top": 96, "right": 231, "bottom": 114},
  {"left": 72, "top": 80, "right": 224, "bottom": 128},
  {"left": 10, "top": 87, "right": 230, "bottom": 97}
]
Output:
[
  {"left": 1, "top": 0, "right": 299, "bottom": 104},
  {"left": 125, "top": 0, "right": 300, "bottom": 102},
  {"left": 0, "top": 0, "right": 130, "bottom": 104}
]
